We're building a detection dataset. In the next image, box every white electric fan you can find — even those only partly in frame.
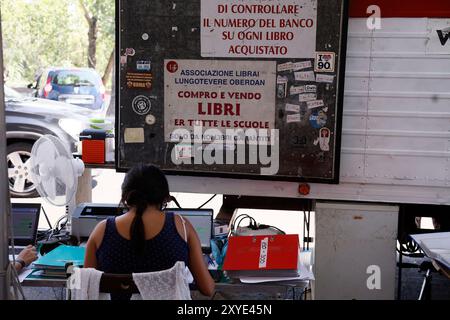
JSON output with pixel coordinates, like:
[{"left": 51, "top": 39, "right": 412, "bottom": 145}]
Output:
[{"left": 29, "top": 135, "right": 85, "bottom": 211}]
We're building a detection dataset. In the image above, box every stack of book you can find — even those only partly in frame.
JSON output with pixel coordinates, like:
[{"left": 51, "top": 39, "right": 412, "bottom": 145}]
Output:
[{"left": 32, "top": 245, "right": 86, "bottom": 278}]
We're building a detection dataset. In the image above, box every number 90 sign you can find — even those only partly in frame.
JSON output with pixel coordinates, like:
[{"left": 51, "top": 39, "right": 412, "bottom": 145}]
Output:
[{"left": 315, "top": 52, "right": 336, "bottom": 73}]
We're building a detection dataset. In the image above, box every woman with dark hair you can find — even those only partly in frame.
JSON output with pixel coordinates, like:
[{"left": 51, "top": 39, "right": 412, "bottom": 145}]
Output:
[{"left": 84, "top": 164, "right": 215, "bottom": 299}]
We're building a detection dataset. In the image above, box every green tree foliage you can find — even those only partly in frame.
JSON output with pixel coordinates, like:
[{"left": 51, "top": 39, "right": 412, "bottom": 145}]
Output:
[
  {"left": 78, "top": 0, "right": 115, "bottom": 83},
  {"left": 1, "top": 0, "right": 114, "bottom": 87}
]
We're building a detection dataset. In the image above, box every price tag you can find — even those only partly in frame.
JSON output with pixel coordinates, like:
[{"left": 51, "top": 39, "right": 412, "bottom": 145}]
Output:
[{"left": 259, "top": 237, "right": 269, "bottom": 269}]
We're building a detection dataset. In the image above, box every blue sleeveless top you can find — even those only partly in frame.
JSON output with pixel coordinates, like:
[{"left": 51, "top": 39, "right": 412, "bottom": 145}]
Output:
[{"left": 96, "top": 212, "right": 189, "bottom": 299}]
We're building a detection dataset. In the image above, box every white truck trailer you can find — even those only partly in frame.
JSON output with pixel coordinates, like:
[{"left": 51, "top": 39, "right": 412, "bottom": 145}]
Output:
[{"left": 162, "top": 0, "right": 450, "bottom": 300}]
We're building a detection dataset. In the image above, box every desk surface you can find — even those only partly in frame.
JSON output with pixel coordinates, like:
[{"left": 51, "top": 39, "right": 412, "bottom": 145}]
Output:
[
  {"left": 431, "top": 260, "right": 450, "bottom": 280},
  {"left": 21, "top": 272, "right": 309, "bottom": 300},
  {"left": 410, "top": 233, "right": 450, "bottom": 280}
]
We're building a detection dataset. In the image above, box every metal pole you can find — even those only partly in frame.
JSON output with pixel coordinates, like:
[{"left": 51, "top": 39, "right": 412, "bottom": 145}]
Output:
[{"left": 0, "top": 8, "right": 12, "bottom": 300}]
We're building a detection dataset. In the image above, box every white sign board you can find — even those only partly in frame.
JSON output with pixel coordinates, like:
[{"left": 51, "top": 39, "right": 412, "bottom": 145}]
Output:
[
  {"left": 201, "top": 0, "right": 318, "bottom": 58},
  {"left": 164, "top": 59, "right": 276, "bottom": 142},
  {"left": 426, "top": 19, "right": 450, "bottom": 55}
]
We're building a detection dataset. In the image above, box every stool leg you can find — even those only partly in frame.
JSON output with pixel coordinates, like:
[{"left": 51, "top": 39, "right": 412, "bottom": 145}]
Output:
[
  {"left": 418, "top": 269, "right": 432, "bottom": 300},
  {"left": 397, "top": 244, "right": 403, "bottom": 300}
]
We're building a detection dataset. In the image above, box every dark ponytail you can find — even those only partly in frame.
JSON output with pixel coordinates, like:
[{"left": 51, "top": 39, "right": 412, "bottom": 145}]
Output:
[{"left": 121, "top": 165, "right": 170, "bottom": 254}]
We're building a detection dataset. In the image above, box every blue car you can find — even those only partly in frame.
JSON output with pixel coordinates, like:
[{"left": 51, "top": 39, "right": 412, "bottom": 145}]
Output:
[{"left": 29, "top": 68, "right": 106, "bottom": 111}]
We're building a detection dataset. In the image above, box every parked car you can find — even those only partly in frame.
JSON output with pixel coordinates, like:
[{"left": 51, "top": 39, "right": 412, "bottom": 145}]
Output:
[
  {"left": 4, "top": 86, "right": 92, "bottom": 198},
  {"left": 29, "top": 67, "right": 106, "bottom": 111}
]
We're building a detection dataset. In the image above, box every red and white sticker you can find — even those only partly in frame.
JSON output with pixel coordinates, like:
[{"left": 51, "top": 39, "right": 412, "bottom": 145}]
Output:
[
  {"left": 295, "top": 71, "right": 316, "bottom": 82},
  {"left": 258, "top": 237, "right": 269, "bottom": 269},
  {"left": 316, "top": 74, "right": 335, "bottom": 83},
  {"left": 278, "top": 62, "right": 293, "bottom": 72},
  {"left": 287, "top": 113, "right": 302, "bottom": 123},
  {"left": 290, "top": 86, "right": 306, "bottom": 95},
  {"left": 319, "top": 128, "right": 331, "bottom": 152},
  {"left": 315, "top": 52, "right": 335, "bottom": 73},
  {"left": 293, "top": 61, "right": 312, "bottom": 71},
  {"left": 286, "top": 103, "right": 301, "bottom": 113},
  {"left": 307, "top": 100, "right": 325, "bottom": 109},
  {"left": 299, "top": 93, "right": 317, "bottom": 103}
]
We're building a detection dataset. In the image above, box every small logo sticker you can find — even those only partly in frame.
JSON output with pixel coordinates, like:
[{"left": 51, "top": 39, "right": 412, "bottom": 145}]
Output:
[
  {"left": 137, "top": 60, "right": 152, "bottom": 71},
  {"left": 315, "top": 52, "right": 336, "bottom": 73},
  {"left": 125, "top": 48, "right": 136, "bottom": 56},
  {"left": 319, "top": 128, "right": 331, "bottom": 152},
  {"left": 126, "top": 72, "right": 153, "bottom": 90},
  {"left": 145, "top": 114, "right": 156, "bottom": 126},
  {"left": 132, "top": 96, "right": 152, "bottom": 115},
  {"left": 174, "top": 144, "right": 193, "bottom": 160},
  {"left": 309, "top": 110, "right": 328, "bottom": 129},
  {"left": 166, "top": 61, "right": 179, "bottom": 73}
]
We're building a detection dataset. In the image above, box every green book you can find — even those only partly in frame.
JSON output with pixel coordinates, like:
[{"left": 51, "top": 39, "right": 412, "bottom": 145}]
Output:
[{"left": 33, "top": 245, "right": 85, "bottom": 270}]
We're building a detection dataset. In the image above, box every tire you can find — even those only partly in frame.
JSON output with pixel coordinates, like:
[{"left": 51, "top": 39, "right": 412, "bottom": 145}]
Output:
[{"left": 6, "top": 142, "right": 39, "bottom": 198}]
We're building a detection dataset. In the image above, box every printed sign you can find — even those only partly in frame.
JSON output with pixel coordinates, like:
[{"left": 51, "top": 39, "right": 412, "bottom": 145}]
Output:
[
  {"left": 201, "top": 0, "right": 318, "bottom": 58},
  {"left": 164, "top": 59, "right": 276, "bottom": 142},
  {"left": 293, "top": 61, "right": 312, "bottom": 71},
  {"left": 295, "top": 71, "right": 316, "bottom": 82},
  {"left": 307, "top": 99, "right": 325, "bottom": 109},
  {"left": 118, "top": 0, "right": 347, "bottom": 183},
  {"left": 316, "top": 74, "right": 335, "bottom": 83},
  {"left": 286, "top": 103, "right": 301, "bottom": 113},
  {"left": 426, "top": 19, "right": 450, "bottom": 55},
  {"left": 286, "top": 113, "right": 302, "bottom": 123},
  {"left": 299, "top": 93, "right": 317, "bottom": 102},
  {"left": 278, "top": 62, "right": 294, "bottom": 72},
  {"left": 315, "top": 52, "right": 336, "bottom": 72},
  {"left": 126, "top": 72, "right": 153, "bottom": 89}
]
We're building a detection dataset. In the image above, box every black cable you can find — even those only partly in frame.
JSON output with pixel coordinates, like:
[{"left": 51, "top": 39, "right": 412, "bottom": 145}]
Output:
[
  {"left": 233, "top": 214, "right": 285, "bottom": 235},
  {"left": 307, "top": 210, "right": 311, "bottom": 250},
  {"left": 198, "top": 194, "right": 217, "bottom": 209},
  {"left": 236, "top": 216, "right": 256, "bottom": 231},
  {"left": 230, "top": 214, "right": 248, "bottom": 233},
  {"left": 233, "top": 214, "right": 257, "bottom": 234},
  {"left": 303, "top": 211, "right": 311, "bottom": 250},
  {"left": 40, "top": 206, "right": 53, "bottom": 230},
  {"left": 54, "top": 215, "right": 68, "bottom": 233},
  {"left": 169, "top": 196, "right": 182, "bottom": 209},
  {"left": 259, "top": 225, "right": 286, "bottom": 235}
]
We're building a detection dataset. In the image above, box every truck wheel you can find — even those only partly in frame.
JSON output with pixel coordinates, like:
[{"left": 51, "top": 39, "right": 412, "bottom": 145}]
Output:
[{"left": 7, "top": 142, "right": 39, "bottom": 198}]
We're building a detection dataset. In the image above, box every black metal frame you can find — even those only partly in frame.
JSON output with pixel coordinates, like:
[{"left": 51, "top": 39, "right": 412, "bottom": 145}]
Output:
[{"left": 114, "top": 0, "right": 350, "bottom": 185}]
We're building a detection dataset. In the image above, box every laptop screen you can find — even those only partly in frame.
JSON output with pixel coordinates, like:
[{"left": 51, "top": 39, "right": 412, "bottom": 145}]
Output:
[
  {"left": 166, "top": 209, "right": 213, "bottom": 253},
  {"left": 10, "top": 203, "right": 41, "bottom": 246}
]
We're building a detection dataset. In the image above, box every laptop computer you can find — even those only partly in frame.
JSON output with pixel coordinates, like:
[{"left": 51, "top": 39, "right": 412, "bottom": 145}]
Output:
[
  {"left": 9, "top": 203, "right": 41, "bottom": 253},
  {"left": 166, "top": 208, "right": 214, "bottom": 254}
]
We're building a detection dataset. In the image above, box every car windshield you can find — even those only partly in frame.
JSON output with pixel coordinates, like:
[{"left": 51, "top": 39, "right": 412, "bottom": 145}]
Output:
[
  {"left": 4, "top": 86, "right": 24, "bottom": 99},
  {"left": 53, "top": 70, "right": 101, "bottom": 87}
]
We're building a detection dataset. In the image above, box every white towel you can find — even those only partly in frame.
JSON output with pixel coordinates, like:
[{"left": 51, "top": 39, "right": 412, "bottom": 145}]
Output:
[
  {"left": 132, "top": 262, "right": 192, "bottom": 300},
  {"left": 70, "top": 268, "right": 110, "bottom": 300}
]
